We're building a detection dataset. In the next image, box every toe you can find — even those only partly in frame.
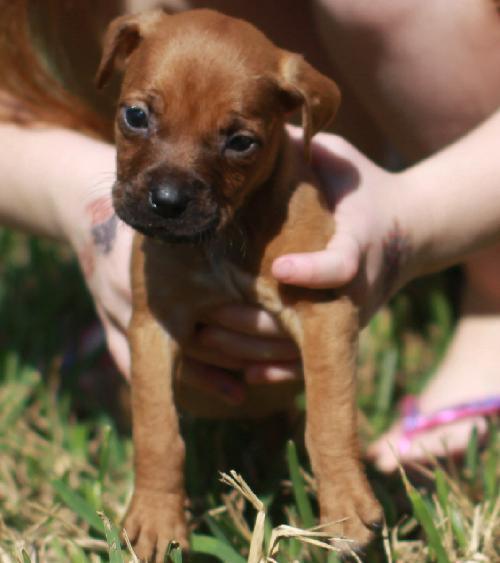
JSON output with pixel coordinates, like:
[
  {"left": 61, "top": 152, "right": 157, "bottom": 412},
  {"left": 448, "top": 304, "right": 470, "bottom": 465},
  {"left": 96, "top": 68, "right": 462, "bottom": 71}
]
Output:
[
  {"left": 367, "top": 423, "right": 405, "bottom": 472},
  {"left": 368, "top": 415, "right": 490, "bottom": 472}
]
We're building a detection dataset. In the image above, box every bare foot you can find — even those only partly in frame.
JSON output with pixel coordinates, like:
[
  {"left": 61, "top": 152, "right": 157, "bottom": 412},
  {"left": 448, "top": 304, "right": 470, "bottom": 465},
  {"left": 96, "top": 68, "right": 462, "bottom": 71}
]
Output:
[{"left": 368, "top": 248, "right": 500, "bottom": 472}]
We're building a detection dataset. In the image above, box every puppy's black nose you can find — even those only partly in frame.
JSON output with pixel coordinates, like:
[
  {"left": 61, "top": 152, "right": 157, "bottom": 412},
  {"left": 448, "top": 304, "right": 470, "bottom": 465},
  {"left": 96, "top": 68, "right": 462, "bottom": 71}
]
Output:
[{"left": 149, "top": 184, "right": 189, "bottom": 218}]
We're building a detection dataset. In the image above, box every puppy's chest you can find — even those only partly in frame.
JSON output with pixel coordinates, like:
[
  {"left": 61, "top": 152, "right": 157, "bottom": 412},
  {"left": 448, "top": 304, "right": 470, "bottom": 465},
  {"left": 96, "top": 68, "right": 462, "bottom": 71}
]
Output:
[
  {"left": 144, "top": 243, "right": 287, "bottom": 339},
  {"left": 178, "top": 249, "right": 285, "bottom": 312}
]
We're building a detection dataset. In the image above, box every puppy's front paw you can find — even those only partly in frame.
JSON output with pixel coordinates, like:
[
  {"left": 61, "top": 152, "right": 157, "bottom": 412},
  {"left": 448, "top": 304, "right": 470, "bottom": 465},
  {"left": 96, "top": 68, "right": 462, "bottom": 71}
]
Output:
[
  {"left": 124, "top": 490, "right": 188, "bottom": 562},
  {"left": 319, "top": 470, "right": 383, "bottom": 552}
]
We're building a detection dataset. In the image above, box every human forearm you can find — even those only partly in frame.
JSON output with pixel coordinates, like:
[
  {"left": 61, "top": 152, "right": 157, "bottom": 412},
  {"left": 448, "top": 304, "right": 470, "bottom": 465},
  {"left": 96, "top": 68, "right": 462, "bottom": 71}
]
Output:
[
  {"left": 0, "top": 123, "right": 115, "bottom": 245},
  {"left": 270, "top": 114, "right": 500, "bottom": 323},
  {"left": 0, "top": 123, "right": 132, "bottom": 376},
  {"left": 403, "top": 109, "right": 500, "bottom": 280}
]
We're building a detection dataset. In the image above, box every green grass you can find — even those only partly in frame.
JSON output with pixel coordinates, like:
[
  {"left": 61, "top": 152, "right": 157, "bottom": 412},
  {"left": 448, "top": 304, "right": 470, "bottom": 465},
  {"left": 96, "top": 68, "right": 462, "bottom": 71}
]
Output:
[{"left": 0, "top": 230, "right": 498, "bottom": 562}]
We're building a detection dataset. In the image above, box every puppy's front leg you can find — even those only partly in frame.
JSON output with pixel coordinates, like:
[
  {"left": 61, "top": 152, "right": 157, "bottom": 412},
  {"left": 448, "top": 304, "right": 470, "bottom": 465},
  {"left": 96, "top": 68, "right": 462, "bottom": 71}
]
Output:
[
  {"left": 298, "top": 297, "right": 382, "bottom": 548},
  {"left": 125, "top": 311, "right": 188, "bottom": 562}
]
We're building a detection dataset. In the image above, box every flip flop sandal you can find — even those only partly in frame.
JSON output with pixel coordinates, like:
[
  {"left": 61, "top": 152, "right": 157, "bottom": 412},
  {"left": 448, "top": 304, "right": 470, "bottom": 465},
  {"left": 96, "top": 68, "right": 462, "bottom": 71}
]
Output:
[{"left": 398, "top": 394, "right": 500, "bottom": 454}]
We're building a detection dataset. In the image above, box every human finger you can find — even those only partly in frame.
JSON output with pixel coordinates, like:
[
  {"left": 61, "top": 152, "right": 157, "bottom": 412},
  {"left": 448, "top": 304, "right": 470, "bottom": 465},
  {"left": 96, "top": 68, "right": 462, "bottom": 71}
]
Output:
[
  {"left": 271, "top": 231, "right": 360, "bottom": 288},
  {"left": 181, "top": 359, "right": 246, "bottom": 405},
  {"left": 197, "top": 325, "right": 299, "bottom": 362},
  {"left": 245, "top": 361, "right": 302, "bottom": 384},
  {"left": 205, "top": 304, "right": 285, "bottom": 337},
  {"left": 104, "top": 323, "right": 131, "bottom": 379}
]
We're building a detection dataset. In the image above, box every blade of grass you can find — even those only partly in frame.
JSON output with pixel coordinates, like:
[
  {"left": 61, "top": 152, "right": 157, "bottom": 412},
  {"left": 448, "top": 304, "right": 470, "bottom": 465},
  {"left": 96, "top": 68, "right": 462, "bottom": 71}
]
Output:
[
  {"left": 429, "top": 291, "right": 453, "bottom": 354},
  {"left": 435, "top": 469, "right": 449, "bottom": 514},
  {"left": 400, "top": 471, "right": 450, "bottom": 563},
  {"left": 286, "top": 441, "right": 314, "bottom": 529},
  {"left": 0, "top": 373, "right": 37, "bottom": 432},
  {"left": 51, "top": 538, "right": 70, "bottom": 561},
  {"left": 203, "top": 514, "right": 232, "bottom": 545},
  {"left": 98, "top": 424, "right": 112, "bottom": 486},
  {"left": 449, "top": 508, "right": 467, "bottom": 551},
  {"left": 52, "top": 479, "right": 104, "bottom": 535},
  {"left": 67, "top": 424, "right": 90, "bottom": 460},
  {"left": 191, "top": 534, "right": 246, "bottom": 563},
  {"left": 98, "top": 512, "right": 124, "bottom": 563},
  {"left": 483, "top": 424, "right": 499, "bottom": 501},
  {"left": 164, "top": 541, "right": 183, "bottom": 563},
  {"left": 67, "top": 543, "right": 93, "bottom": 563},
  {"left": 465, "top": 426, "right": 479, "bottom": 482},
  {"left": 4, "top": 351, "right": 19, "bottom": 382},
  {"left": 375, "top": 348, "right": 398, "bottom": 419},
  {"left": 281, "top": 507, "right": 301, "bottom": 560}
]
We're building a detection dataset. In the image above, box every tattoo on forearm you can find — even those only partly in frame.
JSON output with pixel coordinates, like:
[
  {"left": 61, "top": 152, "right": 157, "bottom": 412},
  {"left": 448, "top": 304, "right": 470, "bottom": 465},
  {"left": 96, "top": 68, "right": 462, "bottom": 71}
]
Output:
[
  {"left": 381, "top": 221, "right": 411, "bottom": 299},
  {"left": 86, "top": 197, "right": 117, "bottom": 255},
  {"left": 92, "top": 214, "right": 118, "bottom": 254}
]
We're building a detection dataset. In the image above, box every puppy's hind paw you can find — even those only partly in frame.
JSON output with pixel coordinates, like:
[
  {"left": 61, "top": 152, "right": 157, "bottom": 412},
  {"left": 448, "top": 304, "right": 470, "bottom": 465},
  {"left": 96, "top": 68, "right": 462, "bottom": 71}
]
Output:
[{"left": 124, "top": 490, "right": 188, "bottom": 562}]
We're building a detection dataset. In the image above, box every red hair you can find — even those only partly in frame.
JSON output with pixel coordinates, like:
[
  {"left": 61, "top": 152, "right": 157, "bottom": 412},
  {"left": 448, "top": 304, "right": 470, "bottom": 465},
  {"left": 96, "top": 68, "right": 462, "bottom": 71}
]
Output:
[{"left": 0, "top": 0, "right": 113, "bottom": 140}]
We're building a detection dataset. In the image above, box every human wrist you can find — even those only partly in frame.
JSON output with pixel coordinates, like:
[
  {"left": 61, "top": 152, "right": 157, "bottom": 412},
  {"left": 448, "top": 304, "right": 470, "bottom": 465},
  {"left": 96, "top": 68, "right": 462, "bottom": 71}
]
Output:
[
  {"left": 50, "top": 131, "right": 116, "bottom": 251},
  {"left": 0, "top": 125, "right": 115, "bottom": 243},
  {"left": 380, "top": 163, "right": 439, "bottom": 292},
  {"left": 396, "top": 111, "right": 500, "bottom": 280},
  {"left": 400, "top": 150, "right": 485, "bottom": 281}
]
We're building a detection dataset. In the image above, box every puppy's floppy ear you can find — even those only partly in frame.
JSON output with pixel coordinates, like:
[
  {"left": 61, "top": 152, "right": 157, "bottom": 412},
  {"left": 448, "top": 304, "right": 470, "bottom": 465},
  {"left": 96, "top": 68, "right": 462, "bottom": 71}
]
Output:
[
  {"left": 95, "top": 10, "right": 165, "bottom": 89},
  {"left": 277, "top": 53, "right": 341, "bottom": 157}
]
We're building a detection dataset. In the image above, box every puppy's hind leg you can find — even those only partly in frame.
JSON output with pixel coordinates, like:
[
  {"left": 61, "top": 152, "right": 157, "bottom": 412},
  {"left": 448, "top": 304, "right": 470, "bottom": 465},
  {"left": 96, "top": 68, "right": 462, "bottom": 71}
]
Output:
[
  {"left": 297, "top": 297, "right": 382, "bottom": 549},
  {"left": 125, "top": 312, "right": 188, "bottom": 562}
]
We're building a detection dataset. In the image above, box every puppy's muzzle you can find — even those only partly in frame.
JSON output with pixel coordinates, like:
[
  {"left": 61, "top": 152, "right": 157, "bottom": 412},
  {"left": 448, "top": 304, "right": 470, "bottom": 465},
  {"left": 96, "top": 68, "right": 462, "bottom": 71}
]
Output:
[
  {"left": 149, "top": 183, "right": 190, "bottom": 219},
  {"left": 114, "top": 171, "right": 221, "bottom": 243}
]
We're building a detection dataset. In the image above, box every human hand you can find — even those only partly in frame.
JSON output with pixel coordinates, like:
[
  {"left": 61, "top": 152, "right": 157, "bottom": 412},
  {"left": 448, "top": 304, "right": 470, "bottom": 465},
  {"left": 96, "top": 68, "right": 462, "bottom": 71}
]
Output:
[
  {"left": 272, "top": 127, "right": 413, "bottom": 325},
  {"left": 75, "top": 196, "right": 133, "bottom": 378},
  {"left": 54, "top": 138, "right": 133, "bottom": 378},
  {"left": 182, "top": 304, "right": 301, "bottom": 403},
  {"left": 184, "top": 128, "right": 417, "bottom": 402}
]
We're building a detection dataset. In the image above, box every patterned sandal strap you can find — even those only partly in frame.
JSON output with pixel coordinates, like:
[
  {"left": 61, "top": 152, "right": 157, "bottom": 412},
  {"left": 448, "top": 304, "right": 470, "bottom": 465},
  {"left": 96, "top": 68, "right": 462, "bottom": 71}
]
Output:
[{"left": 398, "top": 395, "right": 500, "bottom": 454}]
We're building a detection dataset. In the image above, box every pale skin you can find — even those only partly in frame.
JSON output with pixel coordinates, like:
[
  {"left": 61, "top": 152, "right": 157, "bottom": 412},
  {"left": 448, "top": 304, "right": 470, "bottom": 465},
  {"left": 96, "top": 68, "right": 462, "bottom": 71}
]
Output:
[{"left": 1, "top": 0, "right": 500, "bottom": 471}]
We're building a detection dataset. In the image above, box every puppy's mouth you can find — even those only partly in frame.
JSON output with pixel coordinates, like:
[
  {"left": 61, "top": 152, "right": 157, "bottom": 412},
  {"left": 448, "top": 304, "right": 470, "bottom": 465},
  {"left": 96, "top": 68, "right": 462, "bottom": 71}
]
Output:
[
  {"left": 124, "top": 213, "right": 220, "bottom": 243},
  {"left": 113, "top": 181, "right": 222, "bottom": 244}
]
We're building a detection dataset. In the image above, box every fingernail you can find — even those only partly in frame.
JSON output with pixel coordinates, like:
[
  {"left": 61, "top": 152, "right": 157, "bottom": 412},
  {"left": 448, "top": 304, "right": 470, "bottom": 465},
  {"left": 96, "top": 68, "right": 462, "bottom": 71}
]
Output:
[{"left": 273, "top": 258, "right": 294, "bottom": 279}]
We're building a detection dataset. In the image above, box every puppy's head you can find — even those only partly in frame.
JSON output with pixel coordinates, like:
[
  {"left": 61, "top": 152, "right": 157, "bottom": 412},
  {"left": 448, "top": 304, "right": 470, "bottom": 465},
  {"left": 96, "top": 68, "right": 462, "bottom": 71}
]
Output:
[{"left": 97, "top": 9, "right": 340, "bottom": 243}]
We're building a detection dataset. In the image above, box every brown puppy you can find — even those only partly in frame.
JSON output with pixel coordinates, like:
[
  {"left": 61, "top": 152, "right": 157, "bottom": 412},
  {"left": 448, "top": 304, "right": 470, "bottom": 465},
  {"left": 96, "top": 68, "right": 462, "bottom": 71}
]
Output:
[{"left": 97, "top": 8, "right": 382, "bottom": 560}]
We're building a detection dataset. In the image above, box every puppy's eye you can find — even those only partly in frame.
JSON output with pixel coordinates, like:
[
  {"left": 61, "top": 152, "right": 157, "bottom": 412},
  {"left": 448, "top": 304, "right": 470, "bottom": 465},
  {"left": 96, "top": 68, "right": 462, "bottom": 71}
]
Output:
[
  {"left": 225, "top": 134, "right": 259, "bottom": 154},
  {"left": 123, "top": 105, "right": 149, "bottom": 130}
]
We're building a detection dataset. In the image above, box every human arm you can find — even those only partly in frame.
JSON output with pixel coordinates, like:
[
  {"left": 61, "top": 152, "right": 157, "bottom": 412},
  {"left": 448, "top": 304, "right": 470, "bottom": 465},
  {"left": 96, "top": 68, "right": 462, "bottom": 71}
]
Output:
[{"left": 0, "top": 124, "right": 133, "bottom": 376}]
